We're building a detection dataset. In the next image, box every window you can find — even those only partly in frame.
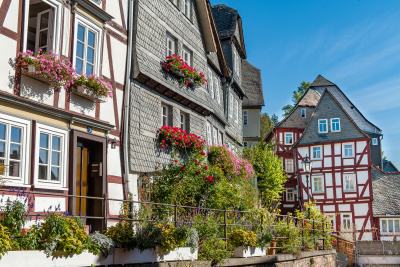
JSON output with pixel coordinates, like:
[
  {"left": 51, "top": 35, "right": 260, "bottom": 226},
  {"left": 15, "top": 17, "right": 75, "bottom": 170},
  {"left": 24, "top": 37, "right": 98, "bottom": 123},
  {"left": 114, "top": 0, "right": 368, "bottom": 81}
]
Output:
[
  {"left": 208, "top": 68, "right": 214, "bottom": 99},
  {"left": 213, "top": 127, "right": 218, "bottom": 145},
  {"left": 318, "top": 119, "right": 328, "bottom": 133},
  {"left": 74, "top": 16, "right": 102, "bottom": 76},
  {"left": 206, "top": 122, "right": 212, "bottom": 145},
  {"left": 0, "top": 114, "right": 30, "bottom": 182},
  {"left": 235, "top": 99, "right": 239, "bottom": 123},
  {"left": 243, "top": 110, "right": 248, "bottom": 126},
  {"left": 218, "top": 131, "right": 223, "bottom": 144},
  {"left": 344, "top": 174, "right": 356, "bottom": 191},
  {"left": 286, "top": 188, "right": 296, "bottom": 202},
  {"left": 341, "top": 213, "right": 352, "bottom": 231},
  {"left": 327, "top": 214, "right": 336, "bottom": 231},
  {"left": 180, "top": 113, "right": 187, "bottom": 131},
  {"left": 24, "top": 0, "right": 61, "bottom": 54},
  {"left": 162, "top": 104, "right": 169, "bottom": 126},
  {"left": 34, "top": 123, "right": 67, "bottom": 189},
  {"left": 285, "top": 159, "right": 294, "bottom": 173},
  {"left": 301, "top": 109, "right": 306, "bottom": 118},
  {"left": 381, "top": 219, "right": 400, "bottom": 234},
  {"left": 182, "top": 46, "right": 192, "bottom": 66},
  {"left": 138, "top": 175, "right": 153, "bottom": 202},
  {"left": 229, "top": 94, "right": 233, "bottom": 118},
  {"left": 214, "top": 78, "right": 220, "bottom": 103},
  {"left": 372, "top": 138, "right": 378, "bottom": 145},
  {"left": 331, "top": 118, "right": 341, "bottom": 132},
  {"left": 183, "top": 0, "right": 191, "bottom": 18},
  {"left": 244, "top": 141, "right": 248, "bottom": 148},
  {"left": 311, "top": 146, "right": 322, "bottom": 160},
  {"left": 343, "top": 143, "right": 354, "bottom": 158},
  {"left": 233, "top": 49, "right": 240, "bottom": 76},
  {"left": 166, "top": 34, "right": 176, "bottom": 57},
  {"left": 284, "top": 133, "right": 293, "bottom": 145},
  {"left": 312, "top": 176, "right": 324, "bottom": 193}
]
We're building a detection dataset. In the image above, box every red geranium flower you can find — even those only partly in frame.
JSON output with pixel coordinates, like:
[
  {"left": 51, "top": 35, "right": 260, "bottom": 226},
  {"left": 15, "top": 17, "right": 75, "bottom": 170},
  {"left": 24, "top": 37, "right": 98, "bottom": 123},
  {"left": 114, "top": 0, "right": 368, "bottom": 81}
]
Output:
[
  {"left": 182, "top": 166, "right": 185, "bottom": 170},
  {"left": 174, "top": 159, "right": 178, "bottom": 163},
  {"left": 205, "top": 166, "right": 208, "bottom": 170},
  {"left": 201, "top": 151, "right": 205, "bottom": 156},
  {"left": 161, "top": 145, "right": 165, "bottom": 149}
]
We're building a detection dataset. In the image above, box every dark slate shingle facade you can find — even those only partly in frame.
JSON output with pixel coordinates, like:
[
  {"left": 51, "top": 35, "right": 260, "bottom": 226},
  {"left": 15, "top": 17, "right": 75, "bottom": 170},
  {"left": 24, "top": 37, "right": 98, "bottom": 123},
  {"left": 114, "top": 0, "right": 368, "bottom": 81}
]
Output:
[
  {"left": 372, "top": 166, "right": 400, "bottom": 216},
  {"left": 242, "top": 60, "right": 264, "bottom": 107}
]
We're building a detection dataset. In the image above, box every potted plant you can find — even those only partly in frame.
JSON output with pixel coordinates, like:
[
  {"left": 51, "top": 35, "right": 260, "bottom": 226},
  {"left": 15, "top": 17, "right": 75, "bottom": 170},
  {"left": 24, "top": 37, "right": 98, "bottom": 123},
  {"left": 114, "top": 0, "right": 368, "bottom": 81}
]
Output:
[
  {"left": 72, "top": 74, "right": 113, "bottom": 103},
  {"left": 268, "top": 236, "right": 277, "bottom": 255},
  {"left": 229, "top": 229, "right": 266, "bottom": 258}
]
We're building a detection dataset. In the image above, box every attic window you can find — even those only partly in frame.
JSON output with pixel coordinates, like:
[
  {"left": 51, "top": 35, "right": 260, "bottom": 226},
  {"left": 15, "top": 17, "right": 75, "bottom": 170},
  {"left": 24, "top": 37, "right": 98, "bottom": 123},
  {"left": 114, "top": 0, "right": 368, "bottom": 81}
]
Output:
[
  {"left": 318, "top": 119, "right": 328, "bottom": 133},
  {"left": 372, "top": 138, "right": 378, "bottom": 145},
  {"left": 301, "top": 109, "right": 306, "bottom": 118}
]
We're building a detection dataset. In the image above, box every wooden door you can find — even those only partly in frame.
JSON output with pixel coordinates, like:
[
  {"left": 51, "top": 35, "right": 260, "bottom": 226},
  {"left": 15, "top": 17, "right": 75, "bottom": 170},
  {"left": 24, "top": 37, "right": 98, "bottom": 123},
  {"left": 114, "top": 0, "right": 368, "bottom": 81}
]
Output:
[{"left": 75, "top": 144, "right": 89, "bottom": 217}]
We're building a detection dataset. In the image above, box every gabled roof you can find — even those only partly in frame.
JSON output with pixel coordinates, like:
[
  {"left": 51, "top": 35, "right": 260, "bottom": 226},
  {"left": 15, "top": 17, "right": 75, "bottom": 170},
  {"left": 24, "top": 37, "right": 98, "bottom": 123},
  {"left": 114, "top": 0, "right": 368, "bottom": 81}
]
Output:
[
  {"left": 383, "top": 159, "right": 400, "bottom": 173},
  {"left": 242, "top": 60, "right": 264, "bottom": 107},
  {"left": 298, "top": 89, "right": 321, "bottom": 107},
  {"left": 372, "top": 165, "right": 400, "bottom": 216},
  {"left": 295, "top": 89, "right": 369, "bottom": 146},
  {"left": 310, "top": 74, "right": 335, "bottom": 87}
]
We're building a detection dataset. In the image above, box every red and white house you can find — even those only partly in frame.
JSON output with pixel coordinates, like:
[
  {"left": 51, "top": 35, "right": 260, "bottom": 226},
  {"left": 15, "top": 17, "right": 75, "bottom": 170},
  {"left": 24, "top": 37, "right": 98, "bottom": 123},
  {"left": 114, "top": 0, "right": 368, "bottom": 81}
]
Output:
[{"left": 267, "top": 75, "right": 383, "bottom": 240}]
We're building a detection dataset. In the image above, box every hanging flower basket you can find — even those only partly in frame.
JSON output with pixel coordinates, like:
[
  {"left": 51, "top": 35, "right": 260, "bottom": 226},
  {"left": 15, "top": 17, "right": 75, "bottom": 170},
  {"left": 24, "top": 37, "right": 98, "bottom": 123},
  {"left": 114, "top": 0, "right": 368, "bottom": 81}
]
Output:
[{"left": 71, "top": 85, "right": 108, "bottom": 103}]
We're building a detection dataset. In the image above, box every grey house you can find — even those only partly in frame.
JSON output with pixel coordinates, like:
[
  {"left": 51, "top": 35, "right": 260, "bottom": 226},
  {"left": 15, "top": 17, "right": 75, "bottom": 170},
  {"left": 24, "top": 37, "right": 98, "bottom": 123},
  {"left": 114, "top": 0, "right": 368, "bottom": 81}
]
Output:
[{"left": 126, "top": 0, "right": 250, "bottom": 200}]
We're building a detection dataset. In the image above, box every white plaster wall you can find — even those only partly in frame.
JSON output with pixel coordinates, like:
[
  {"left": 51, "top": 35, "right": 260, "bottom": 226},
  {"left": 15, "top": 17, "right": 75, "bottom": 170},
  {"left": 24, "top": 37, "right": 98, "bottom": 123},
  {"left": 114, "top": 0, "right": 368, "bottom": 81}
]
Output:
[
  {"left": 334, "top": 143, "right": 341, "bottom": 155},
  {"left": 324, "top": 158, "right": 332, "bottom": 167},
  {"left": 20, "top": 76, "right": 55, "bottom": 105},
  {"left": 356, "top": 141, "right": 367, "bottom": 153},
  {"left": 58, "top": 86, "right": 66, "bottom": 109},
  {"left": 62, "top": 7, "right": 71, "bottom": 57},
  {"left": 107, "top": 144, "right": 122, "bottom": 176},
  {"left": 0, "top": 194, "right": 28, "bottom": 208},
  {"left": 357, "top": 171, "right": 368, "bottom": 184},
  {"left": 363, "top": 185, "right": 370, "bottom": 197},
  {"left": 106, "top": 2, "right": 123, "bottom": 27},
  {"left": 99, "top": 94, "right": 115, "bottom": 125},
  {"left": 354, "top": 203, "right": 369, "bottom": 217},
  {"left": 2, "top": 0, "right": 19, "bottom": 32},
  {"left": 314, "top": 195, "right": 324, "bottom": 199},
  {"left": 336, "top": 188, "right": 342, "bottom": 198},
  {"left": 283, "top": 204, "right": 294, "bottom": 208},
  {"left": 323, "top": 205, "right": 335, "bottom": 212},
  {"left": 325, "top": 173, "right": 333, "bottom": 186},
  {"left": 108, "top": 183, "right": 124, "bottom": 216},
  {"left": 0, "top": 35, "right": 17, "bottom": 93},
  {"left": 335, "top": 157, "right": 341, "bottom": 166},
  {"left": 34, "top": 197, "right": 66, "bottom": 212},
  {"left": 335, "top": 173, "right": 342, "bottom": 186},
  {"left": 355, "top": 219, "right": 364, "bottom": 230},
  {"left": 110, "top": 37, "right": 127, "bottom": 85},
  {"left": 343, "top": 158, "right": 354, "bottom": 166},
  {"left": 324, "top": 145, "right": 331, "bottom": 155},
  {"left": 116, "top": 88, "right": 124, "bottom": 127},
  {"left": 102, "top": 38, "right": 111, "bottom": 79},
  {"left": 345, "top": 194, "right": 357, "bottom": 198},
  {"left": 361, "top": 232, "right": 372, "bottom": 241},
  {"left": 339, "top": 204, "right": 350, "bottom": 211},
  {"left": 326, "top": 188, "right": 334, "bottom": 199},
  {"left": 127, "top": 173, "right": 139, "bottom": 209},
  {"left": 69, "top": 94, "right": 96, "bottom": 117},
  {"left": 313, "top": 161, "right": 322, "bottom": 168},
  {"left": 297, "top": 147, "right": 308, "bottom": 157},
  {"left": 360, "top": 155, "right": 368, "bottom": 165}
]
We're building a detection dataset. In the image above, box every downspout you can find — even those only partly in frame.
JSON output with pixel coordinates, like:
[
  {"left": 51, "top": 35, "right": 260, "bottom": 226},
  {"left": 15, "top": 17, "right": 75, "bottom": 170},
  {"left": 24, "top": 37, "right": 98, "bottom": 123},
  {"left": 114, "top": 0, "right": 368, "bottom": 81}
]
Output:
[
  {"left": 293, "top": 147, "right": 303, "bottom": 210},
  {"left": 123, "top": 0, "right": 134, "bottom": 201}
]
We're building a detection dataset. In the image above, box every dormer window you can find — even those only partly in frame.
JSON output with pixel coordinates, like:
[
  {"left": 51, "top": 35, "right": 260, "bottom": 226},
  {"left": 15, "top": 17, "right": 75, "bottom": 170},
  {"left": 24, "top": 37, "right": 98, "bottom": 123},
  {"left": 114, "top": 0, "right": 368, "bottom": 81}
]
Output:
[
  {"left": 318, "top": 119, "right": 328, "bottom": 133},
  {"left": 301, "top": 109, "right": 306, "bottom": 118},
  {"left": 331, "top": 118, "right": 341, "bottom": 132},
  {"left": 372, "top": 138, "right": 378, "bottom": 145},
  {"left": 233, "top": 49, "right": 240, "bottom": 76}
]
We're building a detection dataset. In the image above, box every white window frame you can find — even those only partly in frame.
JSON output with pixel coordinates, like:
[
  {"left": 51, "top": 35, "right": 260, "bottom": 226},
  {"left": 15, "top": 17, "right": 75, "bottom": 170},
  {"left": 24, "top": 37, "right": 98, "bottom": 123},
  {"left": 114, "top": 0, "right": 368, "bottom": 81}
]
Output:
[
  {"left": 180, "top": 113, "right": 186, "bottom": 131},
  {"left": 326, "top": 214, "right": 336, "bottom": 231},
  {"left": 311, "top": 146, "right": 322, "bottom": 160},
  {"left": 318, "top": 119, "right": 328, "bottom": 133},
  {"left": 342, "top": 143, "right": 354, "bottom": 158},
  {"left": 312, "top": 175, "right": 324, "bottom": 193},
  {"left": 165, "top": 33, "right": 176, "bottom": 58},
  {"left": 341, "top": 213, "right": 352, "bottom": 232},
  {"left": 331, "top": 118, "right": 341, "bottom": 132},
  {"left": 0, "top": 113, "right": 31, "bottom": 186},
  {"left": 182, "top": 46, "right": 192, "bottom": 66},
  {"left": 206, "top": 122, "right": 212, "bottom": 145},
  {"left": 301, "top": 109, "right": 306, "bottom": 118},
  {"left": 372, "top": 138, "right": 378, "bottom": 146},
  {"left": 73, "top": 14, "right": 102, "bottom": 75},
  {"left": 233, "top": 48, "right": 240, "bottom": 76},
  {"left": 286, "top": 188, "right": 296, "bottom": 202},
  {"left": 381, "top": 219, "right": 400, "bottom": 234},
  {"left": 284, "top": 132, "right": 293, "bottom": 145},
  {"left": 242, "top": 110, "right": 248, "bottom": 126},
  {"left": 285, "top": 159, "right": 294, "bottom": 173},
  {"left": 182, "top": 0, "right": 191, "bottom": 18},
  {"left": 214, "top": 78, "right": 220, "bottom": 103},
  {"left": 162, "top": 104, "right": 169, "bottom": 126},
  {"left": 218, "top": 131, "right": 223, "bottom": 145},
  {"left": 343, "top": 173, "right": 356, "bottom": 192},
  {"left": 34, "top": 123, "right": 68, "bottom": 190},
  {"left": 229, "top": 94, "right": 233, "bottom": 118},
  {"left": 23, "top": 0, "right": 62, "bottom": 54},
  {"left": 213, "top": 127, "right": 218, "bottom": 145},
  {"left": 208, "top": 68, "right": 214, "bottom": 99},
  {"left": 235, "top": 99, "right": 239, "bottom": 123}
]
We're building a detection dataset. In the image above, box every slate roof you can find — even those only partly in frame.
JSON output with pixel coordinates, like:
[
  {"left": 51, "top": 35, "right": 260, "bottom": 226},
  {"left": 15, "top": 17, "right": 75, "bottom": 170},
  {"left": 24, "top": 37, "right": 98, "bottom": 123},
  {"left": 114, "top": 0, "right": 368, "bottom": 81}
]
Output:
[
  {"left": 211, "top": 4, "right": 239, "bottom": 39},
  {"left": 298, "top": 89, "right": 321, "bottom": 107},
  {"left": 310, "top": 75, "right": 335, "bottom": 87},
  {"left": 242, "top": 60, "right": 264, "bottom": 107},
  {"left": 383, "top": 159, "right": 400, "bottom": 173},
  {"left": 372, "top": 165, "right": 400, "bottom": 216}
]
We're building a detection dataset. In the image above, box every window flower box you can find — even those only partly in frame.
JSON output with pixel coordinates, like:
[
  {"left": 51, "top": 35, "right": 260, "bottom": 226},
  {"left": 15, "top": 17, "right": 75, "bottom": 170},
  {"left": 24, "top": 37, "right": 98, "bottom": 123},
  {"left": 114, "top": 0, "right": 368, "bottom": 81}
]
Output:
[
  {"left": 233, "top": 246, "right": 266, "bottom": 258},
  {"left": 113, "top": 247, "right": 198, "bottom": 264},
  {"left": 71, "top": 85, "right": 108, "bottom": 103},
  {"left": 21, "top": 64, "right": 61, "bottom": 88},
  {"left": 162, "top": 55, "right": 207, "bottom": 87}
]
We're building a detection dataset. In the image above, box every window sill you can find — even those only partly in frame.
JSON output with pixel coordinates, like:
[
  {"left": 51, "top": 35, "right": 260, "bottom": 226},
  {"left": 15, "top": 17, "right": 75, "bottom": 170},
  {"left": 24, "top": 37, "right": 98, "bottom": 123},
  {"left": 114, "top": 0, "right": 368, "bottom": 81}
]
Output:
[
  {"left": 318, "top": 132, "right": 328, "bottom": 134},
  {"left": 344, "top": 190, "right": 356, "bottom": 193},
  {"left": 33, "top": 184, "right": 68, "bottom": 191},
  {"left": 342, "top": 156, "right": 355, "bottom": 159}
]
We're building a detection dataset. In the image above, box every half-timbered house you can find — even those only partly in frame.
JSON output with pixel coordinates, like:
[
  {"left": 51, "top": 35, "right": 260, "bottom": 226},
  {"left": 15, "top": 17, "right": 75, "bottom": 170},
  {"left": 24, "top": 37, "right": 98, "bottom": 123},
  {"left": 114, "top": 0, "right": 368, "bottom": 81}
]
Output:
[{"left": 0, "top": 0, "right": 129, "bottom": 231}]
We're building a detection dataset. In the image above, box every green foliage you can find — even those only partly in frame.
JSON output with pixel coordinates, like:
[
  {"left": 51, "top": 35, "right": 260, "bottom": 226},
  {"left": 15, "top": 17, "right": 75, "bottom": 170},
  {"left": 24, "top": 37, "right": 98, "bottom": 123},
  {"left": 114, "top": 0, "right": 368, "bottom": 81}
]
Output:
[
  {"left": 243, "top": 143, "right": 287, "bottom": 208},
  {"left": 15, "top": 225, "right": 42, "bottom": 251},
  {"left": 185, "top": 227, "right": 199, "bottom": 253},
  {"left": 274, "top": 217, "right": 302, "bottom": 254},
  {"left": 0, "top": 224, "right": 11, "bottom": 259},
  {"left": 258, "top": 230, "right": 274, "bottom": 248},
  {"left": 199, "top": 239, "right": 231, "bottom": 266},
  {"left": 260, "top": 113, "right": 275, "bottom": 141},
  {"left": 0, "top": 198, "right": 28, "bottom": 236},
  {"left": 228, "top": 229, "right": 257, "bottom": 247},
  {"left": 282, "top": 81, "right": 310, "bottom": 116},
  {"left": 90, "top": 231, "right": 116, "bottom": 257},
  {"left": 104, "top": 221, "right": 136, "bottom": 250}
]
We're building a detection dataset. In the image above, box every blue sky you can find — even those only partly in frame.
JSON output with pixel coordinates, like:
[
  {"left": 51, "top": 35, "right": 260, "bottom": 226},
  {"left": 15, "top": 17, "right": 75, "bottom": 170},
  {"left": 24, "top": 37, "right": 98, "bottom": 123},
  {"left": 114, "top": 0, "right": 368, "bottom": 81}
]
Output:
[{"left": 211, "top": 0, "right": 400, "bottom": 168}]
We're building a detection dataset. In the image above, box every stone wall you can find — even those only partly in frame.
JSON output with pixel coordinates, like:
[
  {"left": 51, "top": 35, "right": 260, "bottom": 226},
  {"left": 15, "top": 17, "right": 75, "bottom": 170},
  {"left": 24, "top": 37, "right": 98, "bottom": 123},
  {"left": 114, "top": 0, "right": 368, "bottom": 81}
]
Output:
[{"left": 332, "top": 234, "right": 355, "bottom": 266}]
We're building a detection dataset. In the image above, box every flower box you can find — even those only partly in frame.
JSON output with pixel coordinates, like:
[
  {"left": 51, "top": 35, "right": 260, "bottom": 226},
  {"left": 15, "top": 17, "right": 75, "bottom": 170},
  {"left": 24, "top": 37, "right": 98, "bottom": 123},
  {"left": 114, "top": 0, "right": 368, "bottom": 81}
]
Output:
[
  {"left": 21, "top": 64, "right": 60, "bottom": 87},
  {"left": 233, "top": 246, "right": 266, "bottom": 258},
  {"left": 169, "top": 68, "right": 185, "bottom": 78},
  {"left": 113, "top": 247, "right": 198, "bottom": 264},
  {"left": 71, "top": 85, "right": 108, "bottom": 103}
]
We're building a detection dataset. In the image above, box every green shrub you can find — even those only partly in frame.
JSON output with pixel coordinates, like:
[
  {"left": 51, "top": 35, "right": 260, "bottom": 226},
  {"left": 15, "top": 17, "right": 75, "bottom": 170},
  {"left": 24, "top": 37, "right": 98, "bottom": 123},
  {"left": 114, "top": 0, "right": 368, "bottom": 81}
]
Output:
[
  {"left": 104, "top": 221, "right": 136, "bottom": 250},
  {"left": 0, "top": 198, "right": 28, "bottom": 236},
  {"left": 90, "top": 231, "right": 116, "bottom": 257},
  {"left": 199, "top": 239, "right": 231, "bottom": 266},
  {"left": 228, "top": 229, "right": 257, "bottom": 247},
  {"left": 0, "top": 224, "right": 11, "bottom": 259}
]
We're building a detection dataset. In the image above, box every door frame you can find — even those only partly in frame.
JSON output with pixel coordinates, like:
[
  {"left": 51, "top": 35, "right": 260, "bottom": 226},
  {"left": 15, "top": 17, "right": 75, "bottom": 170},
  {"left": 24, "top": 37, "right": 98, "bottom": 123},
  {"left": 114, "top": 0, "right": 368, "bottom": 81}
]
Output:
[{"left": 68, "top": 130, "right": 107, "bottom": 216}]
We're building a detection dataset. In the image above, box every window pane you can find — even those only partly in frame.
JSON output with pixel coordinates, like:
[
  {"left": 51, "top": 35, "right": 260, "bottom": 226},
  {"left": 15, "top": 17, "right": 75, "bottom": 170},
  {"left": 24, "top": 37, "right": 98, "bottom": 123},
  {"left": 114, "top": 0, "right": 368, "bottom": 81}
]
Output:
[
  {"left": 86, "top": 63, "right": 94, "bottom": 75},
  {"left": 39, "top": 31, "right": 48, "bottom": 48},
  {"left": 76, "top": 59, "right": 83, "bottom": 75},
  {"left": 8, "top": 161, "right": 20, "bottom": 177},
  {"left": 77, "top": 25, "right": 85, "bottom": 42},
  {"left": 52, "top": 136, "right": 61, "bottom": 151},
  {"left": 39, "top": 149, "right": 48, "bottom": 164},
  {"left": 9, "top": 144, "right": 20, "bottom": 160},
  {"left": 76, "top": 42, "right": 84, "bottom": 59},
  {"left": 38, "top": 165, "right": 47, "bottom": 180},
  {"left": 88, "top": 30, "right": 95, "bottom": 47},
  {"left": 51, "top": 167, "right": 59, "bottom": 181},
  {"left": 395, "top": 220, "right": 399, "bottom": 232},
  {"left": 11, "top": 127, "right": 21, "bottom": 143},
  {"left": 0, "top": 142, "right": 5, "bottom": 158},
  {"left": 52, "top": 151, "right": 60, "bottom": 166},
  {"left": 0, "top": 124, "right": 5, "bottom": 140},
  {"left": 40, "top": 133, "right": 49, "bottom": 148},
  {"left": 87, "top": 47, "right": 94, "bottom": 64},
  {"left": 382, "top": 220, "right": 388, "bottom": 232},
  {"left": 40, "top": 12, "right": 49, "bottom": 29}
]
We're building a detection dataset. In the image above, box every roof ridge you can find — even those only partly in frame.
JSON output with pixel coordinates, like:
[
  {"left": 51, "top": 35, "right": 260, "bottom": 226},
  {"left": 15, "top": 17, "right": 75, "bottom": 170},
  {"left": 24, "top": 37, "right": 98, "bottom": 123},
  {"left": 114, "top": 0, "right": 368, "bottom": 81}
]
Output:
[{"left": 310, "top": 74, "right": 335, "bottom": 87}]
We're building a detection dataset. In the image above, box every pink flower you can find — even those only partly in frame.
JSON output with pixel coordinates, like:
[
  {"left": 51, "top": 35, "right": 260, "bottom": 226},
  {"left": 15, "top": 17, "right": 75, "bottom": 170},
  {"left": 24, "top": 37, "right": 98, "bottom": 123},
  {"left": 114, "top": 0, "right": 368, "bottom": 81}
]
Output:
[{"left": 161, "top": 145, "right": 165, "bottom": 149}]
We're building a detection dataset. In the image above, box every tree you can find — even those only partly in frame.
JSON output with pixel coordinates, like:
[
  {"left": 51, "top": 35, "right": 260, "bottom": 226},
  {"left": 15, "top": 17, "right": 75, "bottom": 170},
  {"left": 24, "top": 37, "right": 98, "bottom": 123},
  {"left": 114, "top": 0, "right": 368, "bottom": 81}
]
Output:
[
  {"left": 282, "top": 81, "right": 311, "bottom": 117},
  {"left": 243, "top": 142, "right": 287, "bottom": 209},
  {"left": 271, "top": 114, "right": 279, "bottom": 125},
  {"left": 260, "top": 113, "right": 274, "bottom": 142}
]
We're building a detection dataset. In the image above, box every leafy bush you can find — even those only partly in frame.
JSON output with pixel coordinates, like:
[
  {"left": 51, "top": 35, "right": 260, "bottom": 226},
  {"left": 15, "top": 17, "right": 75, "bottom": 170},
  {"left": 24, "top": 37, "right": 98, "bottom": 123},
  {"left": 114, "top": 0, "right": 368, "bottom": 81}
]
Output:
[
  {"left": 199, "top": 239, "right": 231, "bottom": 266},
  {"left": 0, "top": 224, "right": 11, "bottom": 259},
  {"left": 90, "top": 231, "right": 116, "bottom": 257},
  {"left": 0, "top": 198, "right": 28, "bottom": 236},
  {"left": 185, "top": 227, "right": 199, "bottom": 253},
  {"left": 258, "top": 230, "right": 274, "bottom": 248},
  {"left": 228, "top": 229, "right": 257, "bottom": 247},
  {"left": 104, "top": 221, "right": 136, "bottom": 250}
]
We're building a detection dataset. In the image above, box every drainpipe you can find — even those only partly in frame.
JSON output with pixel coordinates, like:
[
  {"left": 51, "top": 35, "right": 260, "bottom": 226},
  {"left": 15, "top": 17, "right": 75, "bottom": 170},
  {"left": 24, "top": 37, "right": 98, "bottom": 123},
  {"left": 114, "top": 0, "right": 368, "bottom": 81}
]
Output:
[{"left": 122, "top": 0, "right": 134, "bottom": 203}]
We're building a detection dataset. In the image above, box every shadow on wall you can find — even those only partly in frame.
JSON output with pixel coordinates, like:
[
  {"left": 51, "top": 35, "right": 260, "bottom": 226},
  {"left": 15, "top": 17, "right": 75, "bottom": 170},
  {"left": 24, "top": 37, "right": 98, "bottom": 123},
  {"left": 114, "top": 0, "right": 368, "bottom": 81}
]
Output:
[
  {"left": 69, "top": 94, "right": 96, "bottom": 115},
  {"left": 8, "top": 58, "right": 15, "bottom": 90}
]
